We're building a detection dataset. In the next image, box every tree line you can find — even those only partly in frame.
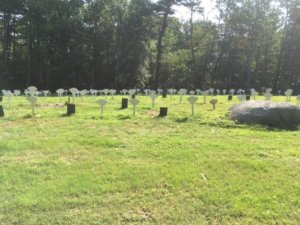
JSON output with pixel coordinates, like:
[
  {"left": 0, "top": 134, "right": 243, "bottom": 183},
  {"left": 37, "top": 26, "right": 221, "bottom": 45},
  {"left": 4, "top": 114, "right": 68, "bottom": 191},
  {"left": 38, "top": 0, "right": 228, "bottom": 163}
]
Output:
[{"left": 1, "top": 0, "right": 300, "bottom": 92}]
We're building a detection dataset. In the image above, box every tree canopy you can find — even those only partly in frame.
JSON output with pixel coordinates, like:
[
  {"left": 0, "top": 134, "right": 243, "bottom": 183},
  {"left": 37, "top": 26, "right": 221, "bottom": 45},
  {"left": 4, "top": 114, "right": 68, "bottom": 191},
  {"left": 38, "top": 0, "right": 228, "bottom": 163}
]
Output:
[{"left": 0, "top": 0, "right": 300, "bottom": 92}]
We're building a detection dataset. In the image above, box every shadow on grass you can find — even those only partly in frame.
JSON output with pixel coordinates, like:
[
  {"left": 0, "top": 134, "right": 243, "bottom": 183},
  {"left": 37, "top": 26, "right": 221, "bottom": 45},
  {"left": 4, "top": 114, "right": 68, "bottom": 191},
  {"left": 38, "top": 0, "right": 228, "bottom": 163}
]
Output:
[{"left": 117, "top": 115, "right": 131, "bottom": 120}]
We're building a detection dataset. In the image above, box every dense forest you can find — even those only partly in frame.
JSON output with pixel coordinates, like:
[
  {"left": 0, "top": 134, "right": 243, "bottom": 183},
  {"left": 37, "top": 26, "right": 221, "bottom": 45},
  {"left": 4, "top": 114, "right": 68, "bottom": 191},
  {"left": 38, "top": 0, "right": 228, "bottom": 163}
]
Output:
[{"left": 0, "top": 0, "right": 300, "bottom": 92}]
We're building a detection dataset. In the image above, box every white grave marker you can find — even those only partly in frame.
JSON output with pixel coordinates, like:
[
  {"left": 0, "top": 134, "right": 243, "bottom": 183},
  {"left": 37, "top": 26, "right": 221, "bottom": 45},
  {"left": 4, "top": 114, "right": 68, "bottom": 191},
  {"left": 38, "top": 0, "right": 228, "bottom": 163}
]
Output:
[
  {"left": 238, "top": 95, "right": 246, "bottom": 102},
  {"left": 5, "top": 91, "right": 14, "bottom": 108},
  {"left": 188, "top": 96, "right": 198, "bottom": 116},
  {"left": 28, "top": 86, "right": 37, "bottom": 96},
  {"left": 130, "top": 98, "right": 140, "bottom": 115},
  {"left": 69, "top": 88, "right": 79, "bottom": 103},
  {"left": 56, "top": 89, "right": 64, "bottom": 102},
  {"left": 149, "top": 93, "right": 158, "bottom": 108},
  {"left": 178, "top": 89, "right": 187, "bottom": 104},
  {"left": 285, "top": 89, "right": 293, "bottom": 101},
  {"left": 201, "top": 90, "right": 209, "bottom": 103},
  {"left": 97, "top": 99, "right": 108, "bottom": 116},
  {"left": 27, "top": 96, "right": 38, "bottom": 116},
  {"left": 43, "top": 90, "right": 50, "bottom": 97},
  {"left": 264, "top": 93, "right": 273, "bottom": 101},
  {"left": 14, "top": 90, "right": 21, "bottom": 96}
]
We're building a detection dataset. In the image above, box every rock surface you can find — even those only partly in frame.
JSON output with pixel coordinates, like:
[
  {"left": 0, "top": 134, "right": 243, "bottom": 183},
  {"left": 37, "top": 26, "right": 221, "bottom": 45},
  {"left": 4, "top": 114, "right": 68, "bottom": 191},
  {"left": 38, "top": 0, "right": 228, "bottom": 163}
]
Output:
[{"left": 230, "top": 100, "right": 300, "bottom": 128}]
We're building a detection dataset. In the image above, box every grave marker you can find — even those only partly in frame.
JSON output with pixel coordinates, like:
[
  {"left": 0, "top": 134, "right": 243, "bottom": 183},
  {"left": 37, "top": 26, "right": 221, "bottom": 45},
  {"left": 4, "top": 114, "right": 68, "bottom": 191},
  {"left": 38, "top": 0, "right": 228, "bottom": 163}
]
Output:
[
  {"left": 122, "top": 98, "right": 128, "bottom": 109},
  {"left": 27, "top": 96, "right": 38, "bottom": 116},
  {"left": 159, "top": 107, "right": 168, "bottom": 117},
  {"left": 130, "top": 98, "right": 140, "bottom": 115},
  {"left": 56, "top": 89, "right": 64, "bottom": 102},
  {"left": 188, "top": 96, "right": 198, "bottom": 116},
  {"left": 149, "top": 93, "right": 158, "bottom": 108},
  {"left": 97, "top": 99, "right": 108, "bottom": 116},
  {"left": 69, "top": 88, "right": 79, "bottom": 103}
]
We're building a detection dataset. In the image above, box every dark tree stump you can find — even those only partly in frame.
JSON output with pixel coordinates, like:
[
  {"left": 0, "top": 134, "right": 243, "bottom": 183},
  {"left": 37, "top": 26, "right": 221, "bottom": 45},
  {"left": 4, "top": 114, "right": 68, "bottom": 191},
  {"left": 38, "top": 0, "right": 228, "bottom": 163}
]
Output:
[
  {"left": 121, "top": 98, "right": 128, "bottom": 109},
  {"left": 67, "top": 104, "right": 76, "bottom": 116},
  {"left": 228, "top": 95, "right": 233, "bottom": 101},
  {"left": 246, "top": 95, "right": 251, "bottom": 101},
  {"left": 159, "top": 107, "right": 168, "bottom": 117},
  {"left": 131, "top": 94, "right": 135, "bottom": 99}
]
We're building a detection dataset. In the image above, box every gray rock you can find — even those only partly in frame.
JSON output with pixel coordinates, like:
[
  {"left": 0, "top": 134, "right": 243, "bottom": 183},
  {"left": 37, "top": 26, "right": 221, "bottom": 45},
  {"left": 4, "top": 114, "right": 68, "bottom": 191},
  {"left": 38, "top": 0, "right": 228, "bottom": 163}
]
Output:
[{"left": 230, "top": 100, "right": 300, "bottom": 128}]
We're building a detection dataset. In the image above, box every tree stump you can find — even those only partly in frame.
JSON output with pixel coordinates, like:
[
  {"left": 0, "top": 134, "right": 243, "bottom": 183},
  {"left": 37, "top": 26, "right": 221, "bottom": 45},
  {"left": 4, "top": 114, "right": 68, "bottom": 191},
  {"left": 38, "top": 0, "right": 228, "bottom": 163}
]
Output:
[
  {"left": 121, "top": 98, "right": 128, "bottom": 109},
  {"left": 67, "top": 104, "right": 76, "bottom": 116}
]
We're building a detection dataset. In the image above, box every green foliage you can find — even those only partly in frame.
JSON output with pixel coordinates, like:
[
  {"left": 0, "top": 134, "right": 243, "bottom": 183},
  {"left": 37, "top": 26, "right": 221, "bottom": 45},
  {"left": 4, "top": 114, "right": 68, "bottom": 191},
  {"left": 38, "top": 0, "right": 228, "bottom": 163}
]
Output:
[{"left": 0, "top": 95, "right": 299, "bottom": 224}]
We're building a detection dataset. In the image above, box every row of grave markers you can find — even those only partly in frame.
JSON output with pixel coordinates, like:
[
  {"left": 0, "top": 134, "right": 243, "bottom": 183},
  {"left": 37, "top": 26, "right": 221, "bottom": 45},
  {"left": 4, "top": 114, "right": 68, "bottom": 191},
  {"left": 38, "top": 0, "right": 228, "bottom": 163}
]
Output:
[
  {"left": 1, "top": 86, "right": 300, "bottom": 117},
  {"left": 1, "top": 87, "right": 296, "bottom": 99}
]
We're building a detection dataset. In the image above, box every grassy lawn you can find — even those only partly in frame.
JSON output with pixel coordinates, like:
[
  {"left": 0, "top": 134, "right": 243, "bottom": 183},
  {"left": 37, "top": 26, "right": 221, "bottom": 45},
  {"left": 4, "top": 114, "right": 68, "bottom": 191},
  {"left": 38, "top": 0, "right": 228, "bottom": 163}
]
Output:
[{"left": 0, "top": 95, "right": 299, "bottom": 225}]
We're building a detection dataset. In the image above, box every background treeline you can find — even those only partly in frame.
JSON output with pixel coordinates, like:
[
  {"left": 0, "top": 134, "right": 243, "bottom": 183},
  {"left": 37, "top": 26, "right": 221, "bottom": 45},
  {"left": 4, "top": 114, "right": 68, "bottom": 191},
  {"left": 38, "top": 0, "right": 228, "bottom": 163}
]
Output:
[{"left": 1, "top": 0, "right": 300, "bottom": 92}]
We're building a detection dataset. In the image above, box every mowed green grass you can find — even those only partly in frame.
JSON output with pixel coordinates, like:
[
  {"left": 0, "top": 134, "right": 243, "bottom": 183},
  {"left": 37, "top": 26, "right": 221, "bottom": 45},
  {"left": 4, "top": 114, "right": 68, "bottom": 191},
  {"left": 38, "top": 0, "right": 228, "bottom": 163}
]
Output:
[{"left": 0, "top": 95, "right": 299, "bottom": 225}]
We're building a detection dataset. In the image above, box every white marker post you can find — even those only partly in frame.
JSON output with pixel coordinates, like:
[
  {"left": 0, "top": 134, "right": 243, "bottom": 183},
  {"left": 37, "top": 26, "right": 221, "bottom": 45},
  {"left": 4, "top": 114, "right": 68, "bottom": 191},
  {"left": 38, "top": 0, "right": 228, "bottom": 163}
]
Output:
[
  {"left": 130, "top": 98, "right": 140, "bottom": 115},
  {"left": 27, "top": 86, "right": 37, "bottom": 96},
  {"left": 149, "top": 93, "right": 158, "bottom": 108},
  {"left": 188, "top": 96, "right": 198, "bottom": 116},
  {"left": 69, "top": 88, "right": 79, "bottom": 103},
  {"left": 202, "top": 91, "right": 208, "bottom": 104},
  {"left": 6, "top": 91, "right": 14, "bottom": 108},
  {"left": 56, "top": 89, "right": 64, "bottom": 102},
  {"left": 27, "top": 96, "right": 38, "bottom": 116},
  {"left": 178, "top": 89, "right": 187, "bottom": 104},
  {"left": 97, "top": 99, "right": 108, "bottom": 116}
]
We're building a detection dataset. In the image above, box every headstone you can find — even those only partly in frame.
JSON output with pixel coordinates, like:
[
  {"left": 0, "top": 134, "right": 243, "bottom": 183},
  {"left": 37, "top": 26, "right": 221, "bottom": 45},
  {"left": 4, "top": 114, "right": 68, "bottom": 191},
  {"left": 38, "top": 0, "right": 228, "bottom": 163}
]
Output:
[
  {"left": 69, "top": 88, "right": 79, "bottom": 103},
  {"left": 27, "top": 96, "right": 38, "bottom": 116},
  {"left": 149, "top": 93, "right": 158, "bottom": 108},
  {"left": 209, "top": 99, "right": 218, "bottom": 110},
  {"left": 246, "top": 95, "right": 251, "bottom": 101},
  {"left": 130, "top": 98, "right": 140, "bottom": 115},
  {"left": 188, "top": 96, "right": 198, "bottom": 116},
  {"left": 97, "top": 99, "right": 108, "bottom": 116},
  {"left": 228, "top": 95, "right": 233, "bottom": 101},
  {"left": 121, "top": 98, "right": 128, "bottom": 109},
  {"left": 159, "top": 107, "right": 168, "bottom": 117}
]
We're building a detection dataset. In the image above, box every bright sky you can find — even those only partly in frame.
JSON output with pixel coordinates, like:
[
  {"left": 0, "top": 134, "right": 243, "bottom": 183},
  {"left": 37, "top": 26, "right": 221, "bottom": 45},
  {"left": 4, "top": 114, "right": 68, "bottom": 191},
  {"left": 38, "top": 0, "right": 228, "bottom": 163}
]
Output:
[{"left": 172, "top": 0, "right": 217, "bottom": 21}]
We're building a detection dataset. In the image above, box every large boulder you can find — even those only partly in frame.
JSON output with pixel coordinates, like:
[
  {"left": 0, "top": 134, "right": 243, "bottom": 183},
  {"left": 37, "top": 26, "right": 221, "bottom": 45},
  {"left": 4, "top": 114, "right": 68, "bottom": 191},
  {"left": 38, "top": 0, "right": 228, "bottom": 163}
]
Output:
[{"left": 230, "top": 101, "right": 300, "bottom": 129}]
